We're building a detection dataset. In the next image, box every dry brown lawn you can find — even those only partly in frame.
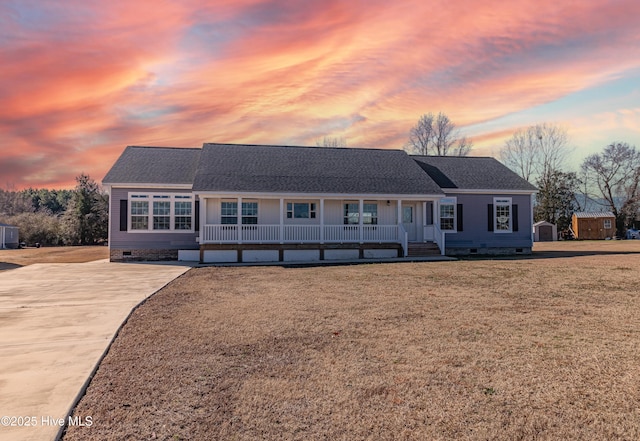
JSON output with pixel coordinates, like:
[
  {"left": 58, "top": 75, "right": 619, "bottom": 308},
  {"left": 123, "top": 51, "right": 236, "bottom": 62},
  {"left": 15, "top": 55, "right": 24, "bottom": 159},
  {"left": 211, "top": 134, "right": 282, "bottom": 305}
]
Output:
[
  {"left": 64, "top": 241, "right": 640, "bottom": 440},
  {"left": 0, "top": 246, "right": 108, "bottom": 270}
]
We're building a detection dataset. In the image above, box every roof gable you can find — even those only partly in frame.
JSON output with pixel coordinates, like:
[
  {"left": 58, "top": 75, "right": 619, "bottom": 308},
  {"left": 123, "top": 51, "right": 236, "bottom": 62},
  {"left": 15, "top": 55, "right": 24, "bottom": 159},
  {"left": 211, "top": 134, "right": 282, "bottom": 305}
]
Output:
[
  {"left": 192, "top": 143, "right": 444, "bottom": 195},
  {"left": 412, "top": 156, "right": 537, "bottom": 192},
  {"left": 103, "top": 146, "right": 201, "bottom": 186}
]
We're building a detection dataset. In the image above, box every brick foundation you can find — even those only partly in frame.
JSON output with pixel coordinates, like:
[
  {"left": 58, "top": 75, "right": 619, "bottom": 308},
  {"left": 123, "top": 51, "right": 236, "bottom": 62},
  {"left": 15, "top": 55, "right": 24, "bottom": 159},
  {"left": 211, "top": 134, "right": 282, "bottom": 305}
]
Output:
[{"left": 110, "top": 248, "right": 180, "bottom": 262}]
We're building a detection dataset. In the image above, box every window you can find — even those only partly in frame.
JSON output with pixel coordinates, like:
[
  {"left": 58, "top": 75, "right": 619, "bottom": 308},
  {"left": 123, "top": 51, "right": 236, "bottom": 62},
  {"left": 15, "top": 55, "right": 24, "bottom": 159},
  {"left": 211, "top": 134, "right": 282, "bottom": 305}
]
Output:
[
  {"left": 344, "top": 203, "right": 359, "bottom": 224},
  {"left": 494, "top": 197, "right": 512, "bottom": 233},
  {"left": 174, "top": 199, "right": 192, "bottom": 230},
  {"left": 221, "top": 201, "right": 259, "bottom": 224},
  {"left": 363, "top": 203, "right": 378, "bottom": 225},
  {"left": 604, "top": 219, "right": 612, "bottom": 229},
  {"left": 440, "top": 202, "right": 455, "bottom": 231},
  {"left": 287, "top": 202, "right": 316, "bottom": 219},
  {"left": 344, "top": 203, "right": 378, "bottom": 224},
  {"left": 128, "top": 193, "right": 193, "bottom": 232},
  {"left": 241, "top": 201, "right": 258, "bottom": 224},
  {"left": 403, "top": 206, "right": 413, "bottom": 223},
  {"left": 130, "top": 198, "right": 149, "bottom": 230},
  {"left": 221, "top": 201, "right": 238, "bottom": 224}
]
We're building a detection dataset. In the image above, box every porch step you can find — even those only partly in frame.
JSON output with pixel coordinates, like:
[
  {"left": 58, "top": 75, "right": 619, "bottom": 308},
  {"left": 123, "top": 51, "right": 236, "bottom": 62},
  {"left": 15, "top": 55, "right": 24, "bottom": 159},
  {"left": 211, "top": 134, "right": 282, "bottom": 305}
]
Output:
[{"left": 407, "top": 242, "right": 441, "bottom": 256}]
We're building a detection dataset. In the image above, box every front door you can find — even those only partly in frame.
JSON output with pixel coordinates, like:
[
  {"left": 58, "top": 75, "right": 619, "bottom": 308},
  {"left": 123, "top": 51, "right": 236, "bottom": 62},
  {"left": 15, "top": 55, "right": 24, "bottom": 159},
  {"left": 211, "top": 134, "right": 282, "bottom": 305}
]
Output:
[{"left": 402, "top": 205, "right": 417, "bottom": 241}]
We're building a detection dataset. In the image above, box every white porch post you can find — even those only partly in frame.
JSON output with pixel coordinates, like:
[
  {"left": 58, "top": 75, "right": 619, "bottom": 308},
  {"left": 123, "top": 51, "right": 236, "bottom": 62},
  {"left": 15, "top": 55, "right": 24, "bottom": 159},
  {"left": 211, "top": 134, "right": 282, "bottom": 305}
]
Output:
[
  {"left": 359, "top": 199, "right": 364, "bottom": 243},
  {"left": 279, "top": 198, "right": 284, "bottom": 244},
  {"left": 237, "top": 197, "right": 242, "bottom": 243},
  {"left": 422, "top": 201, "right": 427, "bottom": 242},
  {"left": 397, "top": 200, "right": 402, "bottom": 225},
  {"left": 320, "top": 199, "right": 325, "bottom": 244},
  {"left": 200, "top": 196, "right": 207, "bottom": 242}
]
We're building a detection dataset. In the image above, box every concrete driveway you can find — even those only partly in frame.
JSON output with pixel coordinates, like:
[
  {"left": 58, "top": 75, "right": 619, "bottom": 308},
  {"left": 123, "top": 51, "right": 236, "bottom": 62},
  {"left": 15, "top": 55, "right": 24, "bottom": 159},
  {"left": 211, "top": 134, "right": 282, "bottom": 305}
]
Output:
[{"left": 0, "top": 260, "right": 191, "bottom": 441}]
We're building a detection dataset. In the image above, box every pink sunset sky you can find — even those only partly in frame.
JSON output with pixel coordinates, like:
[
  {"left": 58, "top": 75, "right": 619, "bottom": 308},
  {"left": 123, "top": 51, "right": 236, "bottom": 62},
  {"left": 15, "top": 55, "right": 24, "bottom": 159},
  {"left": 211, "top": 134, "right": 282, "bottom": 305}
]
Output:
[{"left": 1, "top": 0, "right": 639, "bottom": 189}]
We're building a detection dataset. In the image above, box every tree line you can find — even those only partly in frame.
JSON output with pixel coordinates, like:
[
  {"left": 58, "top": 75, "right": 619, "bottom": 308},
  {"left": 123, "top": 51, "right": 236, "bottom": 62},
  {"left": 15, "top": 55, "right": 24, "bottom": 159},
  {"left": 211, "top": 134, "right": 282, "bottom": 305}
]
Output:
[
  {"left": 0, "top": 174, "right": 108, "bottom": 246},
  {"left": 404, "top": 113, "right": 638, "bottom": 236},
  {"left": 500, "top": 124, "right": 639, "bottom": 236}
]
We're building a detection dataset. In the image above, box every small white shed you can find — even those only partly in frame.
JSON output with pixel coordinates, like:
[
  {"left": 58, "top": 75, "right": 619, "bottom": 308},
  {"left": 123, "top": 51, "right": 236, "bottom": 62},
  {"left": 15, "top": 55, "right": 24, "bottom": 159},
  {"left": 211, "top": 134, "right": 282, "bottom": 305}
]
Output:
[
  {"left": 533, "top": 221, "right": 557, "bottom": 242},
  {"left": 0, "top": 222, "right": 19, "bottom": 249}
]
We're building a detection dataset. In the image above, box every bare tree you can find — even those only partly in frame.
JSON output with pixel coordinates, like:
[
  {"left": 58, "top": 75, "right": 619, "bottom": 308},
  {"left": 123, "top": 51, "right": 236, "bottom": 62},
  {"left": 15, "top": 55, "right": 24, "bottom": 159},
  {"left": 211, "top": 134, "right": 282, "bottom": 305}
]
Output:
[
  {"left": 405, "top": 112, "right": 472, "bottom": 156},
  {"left": 316, "top": 136, "right": 347, "bottom": 148},
  {"left": 500, "top": 123, "right": 571, "bottom": 183},
  {"left": 581, "top": 142, "right": 640, "bottom": 233}
]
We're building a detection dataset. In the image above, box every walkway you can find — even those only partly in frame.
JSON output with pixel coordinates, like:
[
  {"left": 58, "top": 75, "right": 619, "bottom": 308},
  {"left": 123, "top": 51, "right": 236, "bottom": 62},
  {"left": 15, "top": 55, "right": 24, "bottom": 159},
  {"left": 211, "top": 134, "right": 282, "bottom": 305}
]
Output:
[{"left": 0, "top": 260, "right": 191, "bottom": 441}]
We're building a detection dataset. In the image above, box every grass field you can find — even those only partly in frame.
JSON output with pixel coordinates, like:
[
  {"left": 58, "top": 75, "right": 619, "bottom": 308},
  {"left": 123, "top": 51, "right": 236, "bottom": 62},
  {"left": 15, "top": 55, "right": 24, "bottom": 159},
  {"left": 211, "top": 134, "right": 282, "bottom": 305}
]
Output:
[
  {"left": 0, "top": 246, "right": 108, "bottom": 270},
  {"left": 58, "top": 241, "right": 640, "bottom": 440}
]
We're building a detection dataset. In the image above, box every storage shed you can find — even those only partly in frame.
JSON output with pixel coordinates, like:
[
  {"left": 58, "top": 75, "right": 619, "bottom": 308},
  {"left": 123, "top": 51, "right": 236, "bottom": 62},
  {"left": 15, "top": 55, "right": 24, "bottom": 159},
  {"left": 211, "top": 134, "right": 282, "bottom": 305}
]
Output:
[
  {"left": 533, "top": 221, "right": 557, "bottom": 242},
  {"left": 0, "top": 222, "right": 19, "bottom": 249},
  {"left": 571, "top": 212, "right": 615, "bottom": 240}
]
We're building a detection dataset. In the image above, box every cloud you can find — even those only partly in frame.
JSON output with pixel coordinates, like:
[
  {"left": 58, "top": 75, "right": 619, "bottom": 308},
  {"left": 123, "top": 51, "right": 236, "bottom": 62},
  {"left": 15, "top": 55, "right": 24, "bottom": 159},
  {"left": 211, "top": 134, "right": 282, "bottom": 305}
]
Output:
[{"left": 1, "top": 0, "right": 639, "bottom": 188}]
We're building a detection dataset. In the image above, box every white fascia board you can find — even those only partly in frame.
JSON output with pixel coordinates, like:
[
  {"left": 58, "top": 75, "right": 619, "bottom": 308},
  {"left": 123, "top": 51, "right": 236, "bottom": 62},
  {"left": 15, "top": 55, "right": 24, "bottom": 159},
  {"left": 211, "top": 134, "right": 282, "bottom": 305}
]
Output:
[
  {"left": 444, "top": 189, "right": 537, "bottom": 195},
  {"left": 192, "top": 191, "right": 444, "bottom": 200},
  {"left": 105, "top": 183, "right": 193, "bottom": 190}
]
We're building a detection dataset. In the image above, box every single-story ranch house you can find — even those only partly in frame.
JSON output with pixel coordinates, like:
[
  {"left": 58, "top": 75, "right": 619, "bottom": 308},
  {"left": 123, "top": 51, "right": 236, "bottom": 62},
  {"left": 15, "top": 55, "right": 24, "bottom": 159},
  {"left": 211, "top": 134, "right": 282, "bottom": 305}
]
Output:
[{"left": 103, "top": 143, "right": 537, "bottom": 263}]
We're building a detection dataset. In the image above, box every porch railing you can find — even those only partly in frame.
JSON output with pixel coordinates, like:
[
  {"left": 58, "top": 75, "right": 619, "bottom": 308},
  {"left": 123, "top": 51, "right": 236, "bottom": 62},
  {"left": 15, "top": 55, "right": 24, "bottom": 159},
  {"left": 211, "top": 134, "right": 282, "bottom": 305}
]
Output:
[
  {"left": 203, "top": 224, "right": 400, "bottom": 244},
  {"left": 433, "top": 222, "right": 445, "bottom": 255}
]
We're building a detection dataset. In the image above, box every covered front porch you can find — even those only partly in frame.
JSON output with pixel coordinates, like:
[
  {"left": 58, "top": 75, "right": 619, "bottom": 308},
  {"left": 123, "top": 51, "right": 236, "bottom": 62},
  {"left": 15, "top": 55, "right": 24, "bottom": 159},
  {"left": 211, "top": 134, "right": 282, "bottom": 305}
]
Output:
[{"left": 196, "top": 195, "right": 446, "bottom": 259}]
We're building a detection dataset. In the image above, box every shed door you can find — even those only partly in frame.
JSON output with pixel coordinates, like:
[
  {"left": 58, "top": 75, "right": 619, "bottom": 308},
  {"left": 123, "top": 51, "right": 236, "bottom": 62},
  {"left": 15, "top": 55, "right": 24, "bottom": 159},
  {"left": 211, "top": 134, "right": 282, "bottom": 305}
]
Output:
[{"left": 539, "top": 225, "right": 553, "bottom": 241}]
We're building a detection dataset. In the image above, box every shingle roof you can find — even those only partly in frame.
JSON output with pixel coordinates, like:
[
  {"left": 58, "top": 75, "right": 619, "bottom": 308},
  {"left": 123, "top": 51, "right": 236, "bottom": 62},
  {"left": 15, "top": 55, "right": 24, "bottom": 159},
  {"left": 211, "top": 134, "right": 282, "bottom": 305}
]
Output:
[
  {"left": 103, "top": 146, "right": 201, "bottom": 185},
  {"left": 412, "top": 156, "right": 537, "bottom": 191},
  {"left": 192, "top": 143, "right": 444, "bottom": 195},
  {"left": 573, "top": 211, "right": 615, "bottom": 218}
]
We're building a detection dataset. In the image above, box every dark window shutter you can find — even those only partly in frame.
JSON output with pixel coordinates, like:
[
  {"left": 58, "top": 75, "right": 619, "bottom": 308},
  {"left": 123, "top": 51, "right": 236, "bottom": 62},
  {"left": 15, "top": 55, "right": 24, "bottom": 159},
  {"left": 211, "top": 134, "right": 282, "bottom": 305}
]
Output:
[
  {"left": 488, "top": 204, "right": 494, "bottom": 231},
  {"left": 512, "top": 204, "right": 519, "bottom": 232},
  {"left": 119, "top": 200, "right": 128, "bottom": 231},
  {"left": 457, "top": 204, "right": 463, "bottom": 232},
  {"left": 194, "top": 200, "right": 200, "bottom": 231}
]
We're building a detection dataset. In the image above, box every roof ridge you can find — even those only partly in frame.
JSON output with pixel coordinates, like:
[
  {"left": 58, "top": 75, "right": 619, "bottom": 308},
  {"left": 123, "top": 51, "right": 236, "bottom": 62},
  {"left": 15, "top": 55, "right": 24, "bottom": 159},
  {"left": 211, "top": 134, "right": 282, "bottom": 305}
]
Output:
[
  {"left": 127, "top": 145, "right": 201, "bottom": 150},
  {"left": 203, "top": 142, "right": 404, "bottom": 153}
]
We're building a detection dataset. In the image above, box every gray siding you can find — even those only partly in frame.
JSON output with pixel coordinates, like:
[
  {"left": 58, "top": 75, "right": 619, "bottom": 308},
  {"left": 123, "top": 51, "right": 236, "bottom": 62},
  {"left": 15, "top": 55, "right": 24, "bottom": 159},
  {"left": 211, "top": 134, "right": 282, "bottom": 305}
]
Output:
[
  {"left": 1, "top": 226, "right": 19, "bottom": 249},
  {"left": 109, "top": 187, "right": 198, "bottom": 250},
  {"left": 445, "top": 193, "right": 533, "bottom": 249}
]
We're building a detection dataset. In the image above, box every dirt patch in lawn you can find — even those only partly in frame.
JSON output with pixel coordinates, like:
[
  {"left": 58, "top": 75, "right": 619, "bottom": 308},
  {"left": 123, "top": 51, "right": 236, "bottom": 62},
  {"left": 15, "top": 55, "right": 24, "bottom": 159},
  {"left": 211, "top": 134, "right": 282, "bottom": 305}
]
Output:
[
  {"left": 64, "top": 242, "right": 640, "bottom": 440},
  {"left": 0, "top": 246, "right": 108, "bottom": 270}
]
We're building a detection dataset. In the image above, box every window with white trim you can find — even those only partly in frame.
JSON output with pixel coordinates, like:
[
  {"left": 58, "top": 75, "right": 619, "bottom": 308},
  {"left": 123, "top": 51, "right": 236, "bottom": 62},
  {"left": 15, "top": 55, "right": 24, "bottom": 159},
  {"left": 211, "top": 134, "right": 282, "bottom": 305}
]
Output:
[
  {"left": 174, "top": 196, "right": 192, "bottom": 230},
  {"left": 221, "top": 201, "right": 238, "bottom": 224},
  {"left": 241, "top": 201, "right": 258, "bottom": 224},
  {"left": 130, "top": 195, "right": 149, "bottom": 230},
  {"left": 343, "top": 202, "right": 378, "bottom": 224},
  {"left": 220, "top": 201, "right": 259, "bottom": 224},
  {"left": 604, "top": 219, "right": 612, "bottom": 229},
  {"left": 440, "top": 197, "right": 456, "bottom": 231},
  {"left": 287, "top": 202, "right": 316, "bottom": 219},
  {"left": 494, "top": 197, "right": 512, "bottom": 233},
  {"left": 128, "top": 193, "right": 193, "bottom": 232}
]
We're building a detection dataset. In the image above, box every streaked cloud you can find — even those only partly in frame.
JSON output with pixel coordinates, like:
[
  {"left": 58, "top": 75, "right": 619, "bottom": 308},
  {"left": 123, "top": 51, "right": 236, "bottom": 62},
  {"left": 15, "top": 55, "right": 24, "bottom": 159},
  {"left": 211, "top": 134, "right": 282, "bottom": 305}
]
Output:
[{"left": 1, "top": 0, "right": 639, "bottom": 188}]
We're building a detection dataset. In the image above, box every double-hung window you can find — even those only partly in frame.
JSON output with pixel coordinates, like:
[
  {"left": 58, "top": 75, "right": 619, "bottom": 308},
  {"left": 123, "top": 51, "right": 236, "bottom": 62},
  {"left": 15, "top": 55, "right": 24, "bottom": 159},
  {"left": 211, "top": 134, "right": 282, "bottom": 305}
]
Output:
[
  {"left": 221, "top": 201, "right": 238, "bottom": 224},
  {"left": 174, "top": 196, "right": 192, "bottom": 230},
  {"left": 221, "top": 201, "right": 259, "bottom": 224},
  {"left": 130, "top": 195, "right": 149, "bottom": 230},
  {"left": 128, "top": 193, "right": 194, "bottom": 232},
  {"left": 153, "top": 196, "right": 171, "bottom": 230},
  {"left": 440, "top": 197, "right": 456, "bottom": 231},
  {"left": 241, "top": 202, "right": 258, "bottom": 224},
  {"left": 344, "top": 203, "right": 378, "bottom": 224},
  {"left": 344, "top": 203, "right": 359, "bottom": 224},
  {"left": 494, "top": 197, "right": 512, "bottom": 232}
]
